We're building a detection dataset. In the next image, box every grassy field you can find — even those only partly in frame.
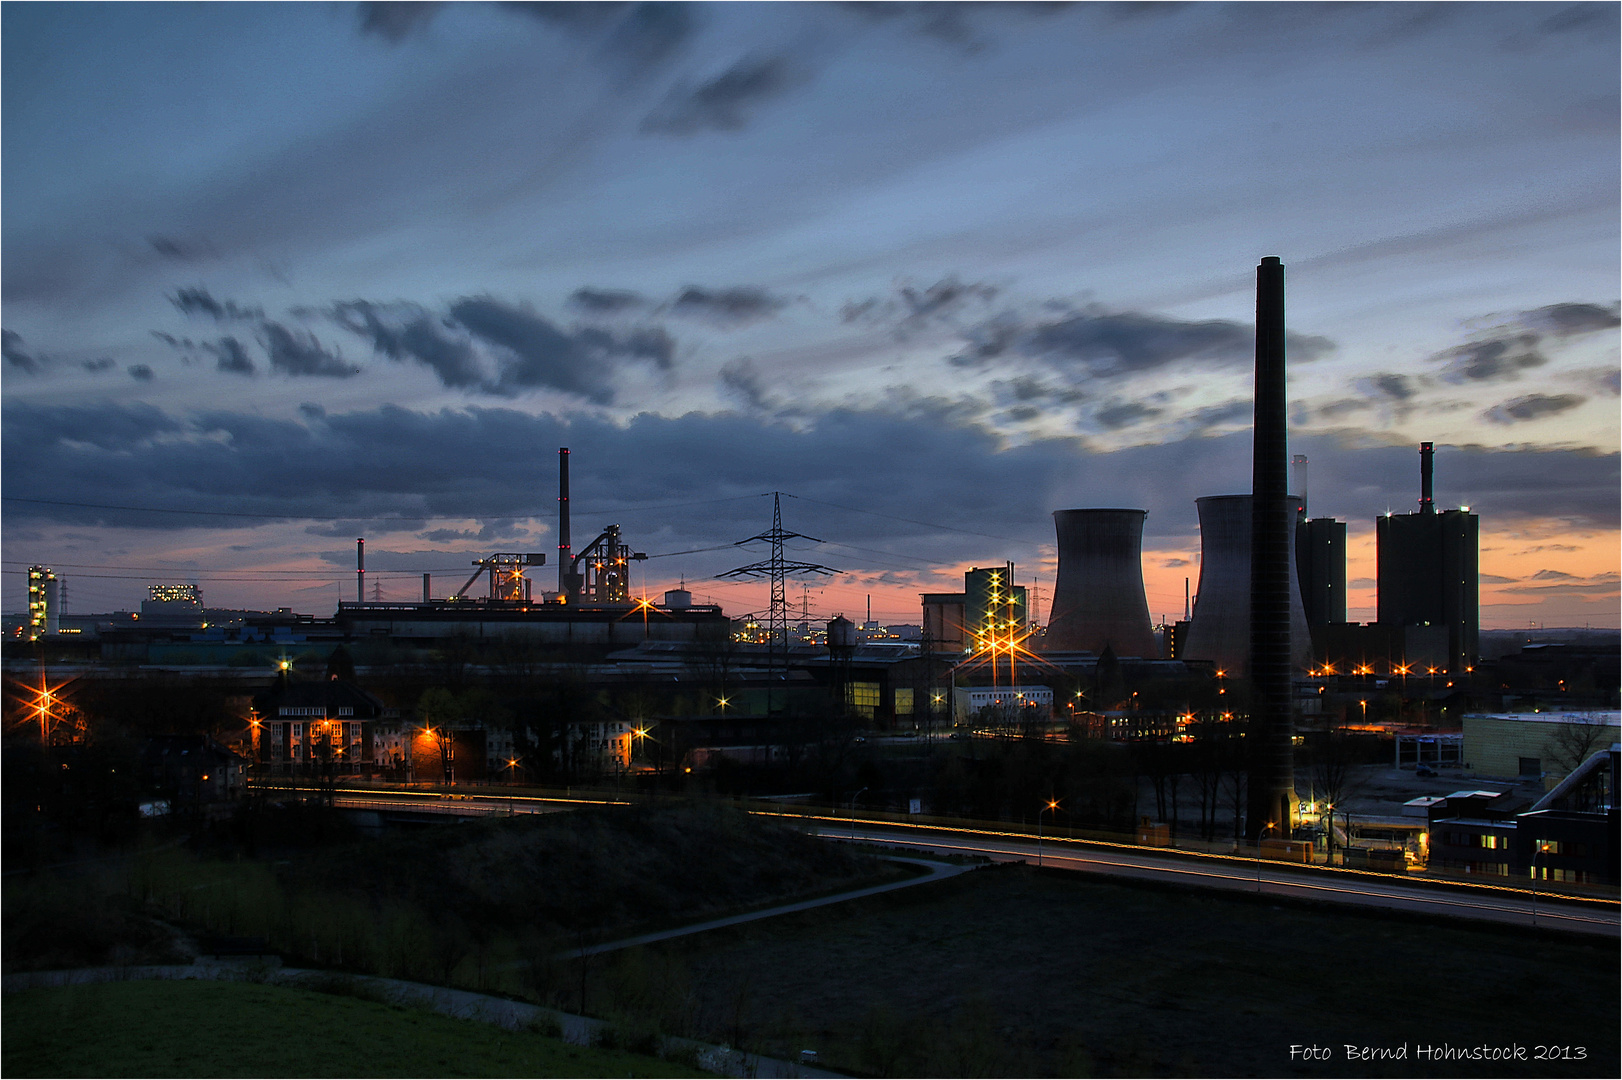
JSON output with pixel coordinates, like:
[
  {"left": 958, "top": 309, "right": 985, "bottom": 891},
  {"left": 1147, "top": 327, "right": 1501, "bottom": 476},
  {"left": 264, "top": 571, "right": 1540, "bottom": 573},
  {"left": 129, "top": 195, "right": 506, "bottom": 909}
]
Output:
[
  {"left": 1, "top": 980, "right": 704, "bottom": 1078},
  {"left": 5, "top": 802, "right": 896, "bottom": 995},
  {"left": 632, "top": 862, "right": 1620, "bottom": 1078}
]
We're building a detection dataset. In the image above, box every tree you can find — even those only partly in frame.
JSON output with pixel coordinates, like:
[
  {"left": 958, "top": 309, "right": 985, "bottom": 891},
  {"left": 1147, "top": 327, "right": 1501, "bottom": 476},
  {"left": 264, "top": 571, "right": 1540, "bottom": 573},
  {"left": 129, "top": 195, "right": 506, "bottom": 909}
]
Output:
[
  {"left": 1305, "top": 724, "right": 1367, "bottom": 859},
  {"left": 1543, "top": 714, "right": 1612, "bottom": 779}
]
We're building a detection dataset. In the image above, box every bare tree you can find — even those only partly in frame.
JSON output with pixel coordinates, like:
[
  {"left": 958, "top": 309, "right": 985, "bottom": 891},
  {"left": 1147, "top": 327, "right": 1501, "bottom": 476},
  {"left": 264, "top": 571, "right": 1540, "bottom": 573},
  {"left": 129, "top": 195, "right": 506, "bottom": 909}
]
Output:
[{"left": 1543, "top": 714, "right": 1613, "bottom": 779}]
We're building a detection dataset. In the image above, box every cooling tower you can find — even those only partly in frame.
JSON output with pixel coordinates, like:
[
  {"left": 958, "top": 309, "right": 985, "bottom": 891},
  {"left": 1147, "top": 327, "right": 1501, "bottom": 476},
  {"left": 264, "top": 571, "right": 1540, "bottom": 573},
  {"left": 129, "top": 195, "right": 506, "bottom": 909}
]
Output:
[
  {"left": 1043, "top": 509, "right": 1157, "bottom": 657},
  {"left": 1181, "top": 495, "right": 1313, "bottom": 673}
]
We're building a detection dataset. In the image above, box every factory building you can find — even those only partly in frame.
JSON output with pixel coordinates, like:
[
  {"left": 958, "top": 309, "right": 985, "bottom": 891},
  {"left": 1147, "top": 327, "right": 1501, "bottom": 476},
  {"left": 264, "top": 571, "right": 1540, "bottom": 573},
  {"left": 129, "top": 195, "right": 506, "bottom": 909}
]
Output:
[
  {"left": 1295, "top": 517, "right": 1346, "bottom": 629},
  {"left": 964, "top": 564, "right": 1027, "bottom": 652},
  {"left": 1377, "top": 442, "right": 1479, "bottom": 674},
  {"left": 1462, "top": 712, "right": 1620, "bottom": 790},
  {"left": 141, "top": 583, "right": 205, "bottom": 627},
  {"left": 1180, "top": 495, "right": 1313, "bottom": 674},
  {"left": 1042, "top": 509, "right": 1157, "bottom": 657},
  {"left": 26, "top": 566, "right": 59, "bottom": 640}
]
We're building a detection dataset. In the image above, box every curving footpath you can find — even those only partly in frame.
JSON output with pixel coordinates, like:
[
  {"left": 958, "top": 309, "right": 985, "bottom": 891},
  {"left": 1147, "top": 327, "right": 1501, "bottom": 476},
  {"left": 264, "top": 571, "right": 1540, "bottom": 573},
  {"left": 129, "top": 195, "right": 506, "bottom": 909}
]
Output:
[{"left": 572, "top": 856, "right": 971, "bottom": 958}]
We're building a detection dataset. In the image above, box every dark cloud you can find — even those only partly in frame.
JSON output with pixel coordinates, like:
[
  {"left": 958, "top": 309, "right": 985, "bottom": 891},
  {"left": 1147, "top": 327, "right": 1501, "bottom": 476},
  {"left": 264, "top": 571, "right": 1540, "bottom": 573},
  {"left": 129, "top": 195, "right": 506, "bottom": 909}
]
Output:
[
  {"left": 448, "top": 296, "right": 672, "bottom": 400},
  {"left": 1523, "top": 301, "right": 1621, "bottom": 337},
  {"left": 207, "top": 337, "right": 256, "bottom": 376},
  {"left": 1181, "top": 399, "right": 1251, "bottom": 432},
  {"left": 356, "top": 2, "right": 446, "bottom": 41},
  {"left": 719, "top": 358, "right": 770, "bottom": 410},
  {"left": 840, "top": 2, "right": 1073, "bottom": 50},
  {"left": 1538, "top": 4, "right": 1617, "bottom": 35},
  {"left": 1315, "top": 398, "right": 1372, "bottom": 419},
  {"left": 845, "top": 277, "right": 1000, "bottom": 330},
  {"left": 169, "top": 287, "right": 263, "bottom": 322},
  {"left": 128, "top": 364, "right": 155, "bottom": 382},
  {"left": 1432, "top": 333, "right": 1547, "bottom": 382},
  {"left": 446, "top": 298, "right": 600, "bottom": 397},
  {"left": 668, "top": 286, "right": 789, "bottom": 326},
  {"left": 569, "top": 287, "right": 649, "bottom": 314},
  {"left": 3, "top": 329, "right": 44, "bottom": 374},
  {"left": 996, "top": 375, "right": 1086, "bottom": 405},
  {"left": 331, "top": 300, "right": 484, "bottom": 389},
  {"left": 5, "top": 402, "right": 181, "bottom": 454},
  {"left": 500, "top": 1, "right": 626, "bottom": 30},
  {"left": 954, "top": 305, "right": 1334, "bottom": 378},
  {"left": 299, "top": 403, "right": 326, "bottom": 420},
  {"left": 81, "top": 357, "right": 116, "bottom": 373},
  {"left": 1485, "top": 393, "right": 1586, "bottom": 424},
  {"left": 599, "top": 2, "right": 695, "bottom": 67},
  {"left": 901, "top": 279, "right": 999, "bottom": 325},
  {"left": 362, "top": 2, "right": 695, "bottom": 68},
  {"left": 641, "top": 55, "right": 803, "bottom": 134},
  {"left": 586, "top": 325, "right": 675, "bottom": 368},
  {"left": 2, "top": 406, "right": 1616, "bottom": 574},
  {"left": 1429, "top": 301, "right": 1616, "bottom": 384},
  {"left": 1094, "top": 400, "right": 1162, "bottom": 430},
  {"left": 260, "top": 322, "right": 358, "bottom": 378},
  {"left": 1364, "top": 373, "right": 1418, "bottom": 400}
]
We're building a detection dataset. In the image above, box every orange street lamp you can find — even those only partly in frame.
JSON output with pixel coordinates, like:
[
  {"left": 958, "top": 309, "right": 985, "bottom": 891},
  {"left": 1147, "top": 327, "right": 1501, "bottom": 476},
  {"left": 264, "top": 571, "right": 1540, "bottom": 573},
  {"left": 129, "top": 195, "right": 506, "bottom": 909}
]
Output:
[{"left": 1037, "top": 799, "right": 1060, "bottom": 866}]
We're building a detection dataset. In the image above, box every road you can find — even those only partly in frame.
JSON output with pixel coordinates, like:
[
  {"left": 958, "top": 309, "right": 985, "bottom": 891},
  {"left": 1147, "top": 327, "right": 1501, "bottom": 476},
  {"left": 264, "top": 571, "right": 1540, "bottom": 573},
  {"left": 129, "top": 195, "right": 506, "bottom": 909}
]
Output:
[
  {"left": 316, "top": 787, "right": 618, "bottom": 818},
  {"left": 288, "top": 786, "right": 1619, "bottom": 937},
  {"left": 806, "top": 820, "right": 1620, "bottom": 938}
]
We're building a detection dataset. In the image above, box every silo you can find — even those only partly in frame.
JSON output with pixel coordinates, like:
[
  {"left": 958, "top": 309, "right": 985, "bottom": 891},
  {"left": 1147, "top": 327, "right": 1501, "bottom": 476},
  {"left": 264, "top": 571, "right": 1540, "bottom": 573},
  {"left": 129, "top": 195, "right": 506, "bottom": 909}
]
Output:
[
  {"left": 1181, "top": 495, "right": 1312, "bottom": 673},
  {"left": 1043, "top": 509, "right": 1157, "bottom": 657}
]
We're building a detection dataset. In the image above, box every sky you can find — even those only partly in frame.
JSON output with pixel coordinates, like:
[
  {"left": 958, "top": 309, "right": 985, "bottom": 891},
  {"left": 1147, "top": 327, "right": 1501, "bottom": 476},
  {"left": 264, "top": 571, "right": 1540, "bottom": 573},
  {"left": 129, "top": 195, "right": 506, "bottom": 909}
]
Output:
[{"left": 3, "top": 1, "right": 1618, "bottom": 630}]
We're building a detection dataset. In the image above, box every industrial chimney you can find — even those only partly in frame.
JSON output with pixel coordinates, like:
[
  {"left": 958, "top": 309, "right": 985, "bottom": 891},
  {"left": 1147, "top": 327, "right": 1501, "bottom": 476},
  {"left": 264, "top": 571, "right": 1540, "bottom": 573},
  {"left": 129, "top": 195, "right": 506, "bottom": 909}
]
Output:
[
  {"left": 1181, "top": 495, "right": 1314, "bottom": 674},
  {"left": 557, "top": 448, "right": 572, "bottom": 599},
  {"left": 1043, "top": 509, "right": 1157, "bottom": 657},
  {"left": 1291, "top": 454, "right": 1309, "bottom": 523},
  {"left": 1419, "top": 441, "right": 1435, "bottom": 514},
  {"left": 1248, "top": 255, "right": 1295, "bottom": 845},
  {"left": 356, "top": 538, "right": 365, "bottom": 604}
]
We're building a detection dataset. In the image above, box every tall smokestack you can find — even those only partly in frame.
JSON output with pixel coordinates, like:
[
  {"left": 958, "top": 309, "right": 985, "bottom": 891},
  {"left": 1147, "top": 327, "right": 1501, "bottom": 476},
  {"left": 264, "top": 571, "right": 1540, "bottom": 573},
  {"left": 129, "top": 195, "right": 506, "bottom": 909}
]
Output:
[
  {"left": 357, "top": 538, "right": 365, "bottom": 604},
  {"left": 1248, "top": 256, "right": 1294, "bottom": 845},
  {"left": 558, "top": 447, "right": 572, "bottom": 598},
  {"left": 1419, "top": 441, "right": 1435, "bottom": 514},
  {"left": 423, "top": 573, "right": 431, "bottom": 604},
  {"left": 1291, "top": 454, "right": 1309, "bottom": 522}
]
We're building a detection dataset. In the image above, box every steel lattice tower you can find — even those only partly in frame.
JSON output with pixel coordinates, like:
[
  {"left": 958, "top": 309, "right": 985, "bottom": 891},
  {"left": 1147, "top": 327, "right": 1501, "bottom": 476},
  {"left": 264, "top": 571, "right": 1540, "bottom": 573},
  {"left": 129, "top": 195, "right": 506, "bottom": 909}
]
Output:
[{"left": 720, "top": 493, "right": 835, "bottom": 706}]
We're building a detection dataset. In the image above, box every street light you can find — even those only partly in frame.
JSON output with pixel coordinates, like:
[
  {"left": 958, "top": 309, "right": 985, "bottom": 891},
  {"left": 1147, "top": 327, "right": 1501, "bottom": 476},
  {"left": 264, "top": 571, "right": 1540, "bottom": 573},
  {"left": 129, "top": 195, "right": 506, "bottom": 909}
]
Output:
[
  {"left": 849, "top": 786, "right": 868, "bottom": 840},
  {"left": 1531, "top": 841, "right": 1551, "bottom": 928},
  {"left": 1037, "top": 799, "right": 1059, "bottom": 867},
  {"left": 1257, "top": 821, "right": 1277, "bottom": 893},
  {"left": 1324, "top": 803, "right": 1335, "bottom": 864}
]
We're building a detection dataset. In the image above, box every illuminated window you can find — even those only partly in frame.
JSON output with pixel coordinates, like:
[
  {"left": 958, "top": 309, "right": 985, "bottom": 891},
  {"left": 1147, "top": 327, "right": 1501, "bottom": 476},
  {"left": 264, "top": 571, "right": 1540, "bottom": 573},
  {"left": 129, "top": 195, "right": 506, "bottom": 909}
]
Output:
[
  {"left": 850, "top": 682, "right": 881, "bottom": 719},
  {"left": 893, "top": 688, "right": 915, "bottom": 716}
]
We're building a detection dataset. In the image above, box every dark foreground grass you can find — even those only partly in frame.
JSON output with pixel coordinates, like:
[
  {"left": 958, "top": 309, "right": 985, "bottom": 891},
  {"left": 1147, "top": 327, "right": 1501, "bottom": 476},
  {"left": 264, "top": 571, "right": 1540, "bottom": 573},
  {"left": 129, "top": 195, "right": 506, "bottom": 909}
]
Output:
[
  {"left": 1, "top": 980, "right": 704, "bottom": 1079},
  {"left": 649, "top": 863, "right": 1620, "bottom": 1078}
]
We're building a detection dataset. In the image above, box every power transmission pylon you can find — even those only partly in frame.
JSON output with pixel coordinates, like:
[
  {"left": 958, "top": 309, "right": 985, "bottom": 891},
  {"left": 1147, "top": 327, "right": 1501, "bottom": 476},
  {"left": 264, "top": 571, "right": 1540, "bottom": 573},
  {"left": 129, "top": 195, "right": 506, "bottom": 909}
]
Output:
[{"left": 719, "top": 493, "right": 836, "bottom": 713}]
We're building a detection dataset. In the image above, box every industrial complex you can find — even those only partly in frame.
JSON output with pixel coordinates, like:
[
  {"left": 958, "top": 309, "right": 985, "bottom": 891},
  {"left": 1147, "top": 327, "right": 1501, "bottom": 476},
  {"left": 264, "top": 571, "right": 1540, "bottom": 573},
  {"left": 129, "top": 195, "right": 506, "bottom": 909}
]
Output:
[{"left": 6, "top": 260, "right": 1616, "bottom": 888}]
